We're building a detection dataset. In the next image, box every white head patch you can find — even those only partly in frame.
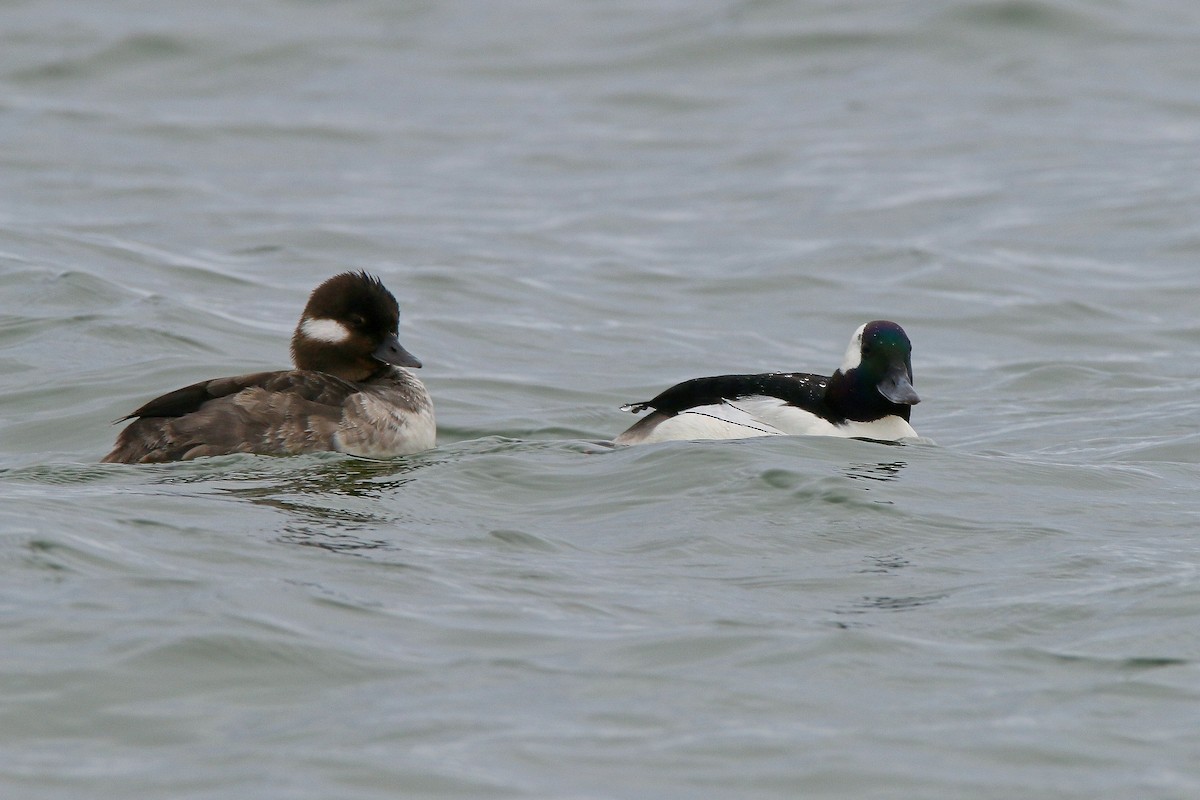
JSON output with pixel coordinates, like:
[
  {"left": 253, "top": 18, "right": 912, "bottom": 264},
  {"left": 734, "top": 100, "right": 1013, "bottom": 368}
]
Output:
[
  {"left": 300, "top": 317, "right": 352, "bottom": 345},
  {"left": 839, "top": 323, "right": 867, "bottom": 373}
]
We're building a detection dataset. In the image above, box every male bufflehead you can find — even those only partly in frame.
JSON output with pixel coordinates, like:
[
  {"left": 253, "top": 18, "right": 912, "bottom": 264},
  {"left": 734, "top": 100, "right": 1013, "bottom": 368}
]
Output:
[
  {"left": 614, "top": 320, "right": 919, "bottom": 445},
  {"left": 103, "top": 271, "right": 435, "bottom": 463}
]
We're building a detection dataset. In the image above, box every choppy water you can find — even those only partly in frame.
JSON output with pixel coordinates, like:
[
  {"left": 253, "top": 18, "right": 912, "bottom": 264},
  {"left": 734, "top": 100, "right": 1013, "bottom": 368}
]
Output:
[{"left": 4, "top": 1, "right": 1200, "bottom": 797}]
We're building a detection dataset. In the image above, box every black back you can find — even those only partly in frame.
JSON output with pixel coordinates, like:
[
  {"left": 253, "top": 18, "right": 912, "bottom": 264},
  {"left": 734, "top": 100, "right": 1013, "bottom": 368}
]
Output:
[{"left": 627, "top": 372, "right": 831, "bottom": 417}]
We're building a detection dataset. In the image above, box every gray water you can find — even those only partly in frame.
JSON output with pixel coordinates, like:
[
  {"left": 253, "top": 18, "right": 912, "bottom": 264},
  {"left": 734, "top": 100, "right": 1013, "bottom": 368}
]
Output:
[{"left": 3, "top": 1, "right": 1200, "bottom": 797}]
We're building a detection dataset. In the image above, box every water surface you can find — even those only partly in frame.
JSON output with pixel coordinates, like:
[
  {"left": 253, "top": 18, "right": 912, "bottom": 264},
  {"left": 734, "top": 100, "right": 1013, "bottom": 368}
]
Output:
[{"left": 3, "top": 1, "right": 1200, "bottom": 798}]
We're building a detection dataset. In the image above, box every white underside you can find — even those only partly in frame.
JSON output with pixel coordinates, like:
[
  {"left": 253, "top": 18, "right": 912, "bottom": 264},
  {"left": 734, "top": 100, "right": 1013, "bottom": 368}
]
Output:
[
  {"left": 623, "top": 396, "right": 917, "bottom": 445},
  {"left": 333, "top": 375, "right": 437, "bottom": 458},
  {"left": 335, "top": 404, "right": 436, "bottom": 458}
]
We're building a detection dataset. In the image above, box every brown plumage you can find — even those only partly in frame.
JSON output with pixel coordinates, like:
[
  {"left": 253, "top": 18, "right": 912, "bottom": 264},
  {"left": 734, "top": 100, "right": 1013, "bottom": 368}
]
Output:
[{"left": 103, "top": 272, "right": 435, "bottom": 464}]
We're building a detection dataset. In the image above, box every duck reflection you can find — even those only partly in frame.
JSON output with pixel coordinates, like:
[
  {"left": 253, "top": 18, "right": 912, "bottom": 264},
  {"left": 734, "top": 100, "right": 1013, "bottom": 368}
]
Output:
[
  {"left": 211, "top": 455, "right": 435, "bottom": 555},
  {"left": 854, "top": 593, "right": 946, "bottom": 612},
  {"left": 842, "top": 460, "right": 906, "bottom": 483}
]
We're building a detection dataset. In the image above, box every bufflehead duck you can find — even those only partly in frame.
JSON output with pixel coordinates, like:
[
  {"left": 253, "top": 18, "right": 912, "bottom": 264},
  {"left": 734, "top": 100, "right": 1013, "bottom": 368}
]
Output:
[
  {"left": 614, "top": 320, "right": 919, "bottom": 445},
  {"left": 103, "top": 271, "right": 435, "bottom": 463}
]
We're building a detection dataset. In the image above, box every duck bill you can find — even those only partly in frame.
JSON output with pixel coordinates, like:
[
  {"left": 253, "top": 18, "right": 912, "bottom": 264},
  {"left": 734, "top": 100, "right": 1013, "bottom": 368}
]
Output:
[
  {"left": 877, "top": 364, "right": 919, "bottom": 405},
  {"left": 373, "top": 333, "right": 422, "bottom": 369}
]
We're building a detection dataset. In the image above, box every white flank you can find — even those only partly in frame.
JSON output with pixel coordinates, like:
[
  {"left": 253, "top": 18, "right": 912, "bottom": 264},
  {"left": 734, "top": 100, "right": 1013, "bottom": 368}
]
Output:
[
  {"left": 621, "top": 395, "right": 919, "bottom": 445},
  {"left": 300, "top": 317, "right": 352, "bottom": 344},
  {"left": 736, "top": 396, "right": 918, "bottom": 440},
  {"left": 837, "top": 416, "right": 919, "bottom": 441},
  {"left": 629, "top": 402, "right": 787, "bottom": 444},
  {"left": 729, "top": 397, "right": 840, "bottom": 436},
  {"left": 839, "top": 322, "right": 867, "bottom": 373}
]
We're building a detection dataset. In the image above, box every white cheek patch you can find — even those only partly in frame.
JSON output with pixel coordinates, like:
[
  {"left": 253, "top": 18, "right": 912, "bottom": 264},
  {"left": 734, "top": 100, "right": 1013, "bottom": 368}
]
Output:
[
  {"left": 300, "top": 317, "right": 353, "bottom": 344},
  {"left": 839, "top": 323, "right": 867, "bottom": 373}
]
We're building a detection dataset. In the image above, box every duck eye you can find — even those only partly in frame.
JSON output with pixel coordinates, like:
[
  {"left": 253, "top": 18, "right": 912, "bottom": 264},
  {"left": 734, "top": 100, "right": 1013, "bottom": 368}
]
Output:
[{"left": 348, "top": 313, "right": 367, "bottom": 328}]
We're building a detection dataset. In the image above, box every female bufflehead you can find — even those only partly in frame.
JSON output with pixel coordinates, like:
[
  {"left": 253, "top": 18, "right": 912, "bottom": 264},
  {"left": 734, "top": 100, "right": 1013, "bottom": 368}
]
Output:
[
  {"left": 103, "top": 271, "right": 435, "bottom": 463},
  {"left": 614, "top": 320, "right": 919, "bottom": 445}
]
